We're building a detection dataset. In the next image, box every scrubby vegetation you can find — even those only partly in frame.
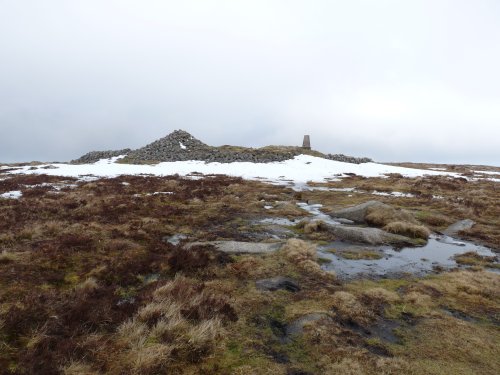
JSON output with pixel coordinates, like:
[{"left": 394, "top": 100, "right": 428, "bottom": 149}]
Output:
[
  {"left": 0, "top": 172, "right": 498, "bottom": 374},
  {"left": 453, "top": 251, "right": 499, "bottom": 270}
]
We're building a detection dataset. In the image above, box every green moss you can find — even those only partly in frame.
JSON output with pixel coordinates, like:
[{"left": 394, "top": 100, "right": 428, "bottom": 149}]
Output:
[
  {"left": 410, "top": 238, "right": 428, "bottom": 246},
  {"left": 210, "top": 342, "right": 278, "bottom": 372},
  {"left": 336, "top": 249, "right": 383, "bottom": 260},
  {"left": 115, "top": 286, "right": 139, "bottom": 300},
  {"left": 63, "top": 273, "right": 80, "bottom": 285},
  {"left": 317, "top": 257, "right": 332, "bottom": 264},
  {"left": 453, "top": 252, "right": 499, "bottom": 269}
]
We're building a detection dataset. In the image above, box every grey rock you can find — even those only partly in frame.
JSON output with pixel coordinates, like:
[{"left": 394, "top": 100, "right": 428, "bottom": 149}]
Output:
[
  {"left": 443, "top": 219, "right": 475, "bottom": 237},
  {"left": 325, "top": 224, "right": 418, "bottom": 246},
  {"left": 71, "top": 148, "right": 131, "bottom": 164},
  {"left": 260, "top": 224, "right": 295, "bottom": 239},
  {"left": 325, "top": 153, "right": 372, "bottom": 164},
  {"left": 334, "top": 218, "right": 355, "bottom": 225},
  {"left": 184, "top": 240, "right": 283, "bottom": 254},
  {"left": 329, "top": 201, "right": 390, "bottom": 224},
  {"left": 255, "top": 277, "right": 300, "bottom": 292}
]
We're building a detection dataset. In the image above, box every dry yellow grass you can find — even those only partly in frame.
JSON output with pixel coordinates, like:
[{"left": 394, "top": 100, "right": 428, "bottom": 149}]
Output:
[
  {"left": 281, "top": 239, "right": 317, "bottom": 262},
  {"left": 1, "top": 174, "right": 498, "bottom": 374},
  {"left": 362, "top": 287, "right": 400, "bottom": 304},
  {"left": 365, "top": 205, "right": 416, "bottom": 227},
  {"left": 0, "top": 250, "right": 18, "bottom": 264},
  {"left": 61, "top": 361, "right": 100, "bottom": 375},
  {"left": 279, "top": 238, "right": 331, "bottom": 277},
  {"left": 112, "top": 275, "right": 229, "bottom": 374},
  {"left": 330, "top": 291, "right": 372, "bottom": 324},
  {"left": 74, "top": 277, "right": 99, "bottom": 295},
  {"left": 383, "top": 221, "right": 431, "bottom": 240}
]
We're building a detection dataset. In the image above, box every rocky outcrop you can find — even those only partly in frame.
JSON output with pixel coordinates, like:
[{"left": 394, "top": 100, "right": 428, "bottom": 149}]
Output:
[
  {"left": 184, "top": 240, "right": 283, "bottom": 254},
  {"left": 443, "top": 219, "right": 475, "bottom": 237},
  {"left": 324, "top": 224, "right": 420, "bottom": 246},
  {"left": 70, "top": 149, "right": 131, "bottom": 164},
  {"left": 325, "top": 154, "right": 372, "bottom": 164},
  {"left": 329, "top": 201, "right": 390, "bottom": 224}
]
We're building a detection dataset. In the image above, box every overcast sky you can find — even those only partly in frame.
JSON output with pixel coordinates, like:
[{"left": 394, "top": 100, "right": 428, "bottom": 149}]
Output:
[{"left": 0, "top": 1, "right": 499, "bottom": 165}]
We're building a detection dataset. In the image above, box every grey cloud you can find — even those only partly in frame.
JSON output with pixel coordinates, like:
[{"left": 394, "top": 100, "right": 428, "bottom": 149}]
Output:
[{"left": 0, "top": 0, "right": 499, "bottom": 165}]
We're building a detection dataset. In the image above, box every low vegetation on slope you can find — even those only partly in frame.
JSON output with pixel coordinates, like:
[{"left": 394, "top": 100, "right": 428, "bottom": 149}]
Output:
[{"left": 0, "top": 173, "right": 498, "bottom": 374}]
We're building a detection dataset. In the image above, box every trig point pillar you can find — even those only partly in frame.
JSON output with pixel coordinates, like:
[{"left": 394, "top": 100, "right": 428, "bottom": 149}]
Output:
[{"left": 302, "top": 135, "right": 311, "bottom": 150}]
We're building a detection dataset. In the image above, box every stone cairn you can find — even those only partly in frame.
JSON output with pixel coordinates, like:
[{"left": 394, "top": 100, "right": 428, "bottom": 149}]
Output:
[
  {"left": 70, "top": 149, "right": 131, "bottom": 164},
  {"left": 71, "top": 130, "right": 373, "bottom": 164}
]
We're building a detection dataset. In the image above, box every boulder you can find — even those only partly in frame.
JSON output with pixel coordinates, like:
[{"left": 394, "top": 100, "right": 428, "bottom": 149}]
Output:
[
  {"left": 334, "top": 218, "right": 355, "bottom": 225},
  {"left": 328, "top": 201, "right": 390, "bottom": 224},
  {"left": 325, "top": 224, "right": 419, "bottom": 246},
  {"left": 184, "top": 240, "right": 283, "bottom": 254},
  {"left": 443, "top": 219, "right": 475, "bottom": 237}
]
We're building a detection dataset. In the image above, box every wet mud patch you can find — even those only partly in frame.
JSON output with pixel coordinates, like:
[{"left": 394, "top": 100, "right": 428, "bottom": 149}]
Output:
[
  {"left": 340, "top": 317, "right": 401, "bottom": 344},
  {"left": 441, "top": 307, "right": 500, "bottom": 326}
]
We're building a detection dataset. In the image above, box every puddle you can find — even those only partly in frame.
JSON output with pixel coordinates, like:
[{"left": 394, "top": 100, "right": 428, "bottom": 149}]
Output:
[
  {"left": 259, "top": 202, "right": 499, "bottom": 279},
  {"left": 296, "top": 202, "right": 343, "bottom": 225},
  {"left": 318, "top": 236, "right": 498, "bottom": 280}
]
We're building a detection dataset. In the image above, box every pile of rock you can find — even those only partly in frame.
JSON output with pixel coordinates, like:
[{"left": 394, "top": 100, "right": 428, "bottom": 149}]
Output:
[
  {"left": 71, "top": 129, "right": 373, "bottom": 165},
  {"left": 124, "top": 130, "right": 213, "bottom": 162},
  {"left": 122, "top": 130, "right": 304, "bottom": 163},
  {"left": 325, "top": 154, "right": 373, "bottom": 164},
  {"left": 71, "top": 149, "right": 131, "bottom": 164}
]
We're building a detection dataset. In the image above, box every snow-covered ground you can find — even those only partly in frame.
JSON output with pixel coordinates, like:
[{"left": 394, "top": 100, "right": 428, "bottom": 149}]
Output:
[
  {"left": 0, "top": 190, "right": 22, "bottom": 199},
  {"left": 474, "top": 170, "right": 500, "bottom": 175},
  {"left": 2, "top": 155, "right": 463, "bottom": 188}
]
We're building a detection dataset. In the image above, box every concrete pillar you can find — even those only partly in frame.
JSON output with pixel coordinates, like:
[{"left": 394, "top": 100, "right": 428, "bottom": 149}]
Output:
[{"left": 302, "top": 135, "right": 311, "bottom": 150}]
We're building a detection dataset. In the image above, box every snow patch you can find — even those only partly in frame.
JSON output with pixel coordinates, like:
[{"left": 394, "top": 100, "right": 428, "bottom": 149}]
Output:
[
  {"left": 7, "top": 155, "right": 460, "bottom": 189},
  {"left": 0, "top": 190, "right": 22, "bottom": 199},
  {"left": 474, "top": 170, "right": 500, "bottom": 175},
  {"left": 371, "top": 190, "right": 415, "bottom": 198},
  {"left": 179, "top": 142, "right": 187, "bottom": 150},
  {"left": 133, "top": 191, "right": 174, "bottom": 197}
]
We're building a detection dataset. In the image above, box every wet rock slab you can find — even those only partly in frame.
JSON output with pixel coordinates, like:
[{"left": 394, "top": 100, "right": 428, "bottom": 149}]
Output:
[
  {"left": 324, "top": 224, "right": 418, "bottom": 246},
  {"left": 185, "top": 240, "right": 283, "bottom": 254},
  {"left": 328, "top": 200, "right": 390, "bottom": 224}
]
